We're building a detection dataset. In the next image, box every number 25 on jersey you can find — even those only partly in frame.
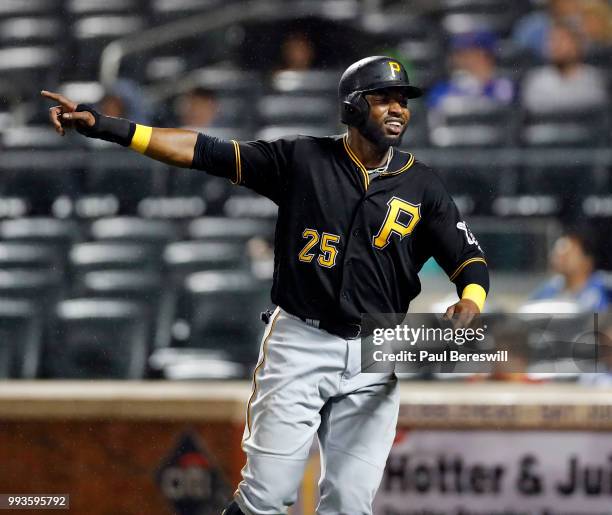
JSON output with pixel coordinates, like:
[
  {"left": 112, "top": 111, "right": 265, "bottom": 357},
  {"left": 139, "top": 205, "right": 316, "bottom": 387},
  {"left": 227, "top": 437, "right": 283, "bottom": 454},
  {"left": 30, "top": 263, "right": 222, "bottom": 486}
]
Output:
[
  {"left": 298, "top": 229, "right": 340, "bottom": 268},
  {"left": 298, "top": 198, "right": 421, "bottom": 268}
]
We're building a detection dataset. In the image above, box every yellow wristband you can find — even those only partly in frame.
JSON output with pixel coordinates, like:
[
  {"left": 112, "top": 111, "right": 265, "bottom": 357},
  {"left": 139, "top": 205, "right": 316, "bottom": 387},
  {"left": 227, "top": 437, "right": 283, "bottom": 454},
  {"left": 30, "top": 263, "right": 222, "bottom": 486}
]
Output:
[
  {"left": 461, "top": 283, "right": 487, "bottom": 312},
  {"left": 129, "top": 124, "right": 152, "bottom": 154}
]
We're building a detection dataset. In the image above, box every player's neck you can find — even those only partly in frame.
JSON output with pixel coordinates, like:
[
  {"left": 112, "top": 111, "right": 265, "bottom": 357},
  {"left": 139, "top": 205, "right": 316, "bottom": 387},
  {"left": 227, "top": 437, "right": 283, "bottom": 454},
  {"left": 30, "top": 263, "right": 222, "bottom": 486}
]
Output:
[{"left": 346, "top": 129, "right": 391, "bottom": 169}]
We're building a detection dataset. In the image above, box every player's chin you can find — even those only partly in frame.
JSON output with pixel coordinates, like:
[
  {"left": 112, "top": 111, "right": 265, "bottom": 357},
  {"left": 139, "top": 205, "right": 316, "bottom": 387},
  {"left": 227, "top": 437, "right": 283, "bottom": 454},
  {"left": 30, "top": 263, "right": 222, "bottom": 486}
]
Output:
[
  {"left": 388, "top": 134, "right": 404, "bottom": 147},
  {"left": 361, "top": 122, "right": 404, "bottom": 148},
  {"left": 382, "top": 132, "right": 404, "bottom": 147},
  {"left": 382, "top": 126, "right": 407, "bottom": 147}
]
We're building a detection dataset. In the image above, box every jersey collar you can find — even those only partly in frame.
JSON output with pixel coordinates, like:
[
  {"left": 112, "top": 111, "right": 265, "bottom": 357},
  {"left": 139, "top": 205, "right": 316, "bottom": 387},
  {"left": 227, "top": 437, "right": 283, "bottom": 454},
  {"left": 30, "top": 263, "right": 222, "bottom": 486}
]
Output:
[
  {"left": 341, "top": 134, "right": 415, "bottom": 189},
  {"left": 384, "top": 148, "right": 415, "bottom": 176}
]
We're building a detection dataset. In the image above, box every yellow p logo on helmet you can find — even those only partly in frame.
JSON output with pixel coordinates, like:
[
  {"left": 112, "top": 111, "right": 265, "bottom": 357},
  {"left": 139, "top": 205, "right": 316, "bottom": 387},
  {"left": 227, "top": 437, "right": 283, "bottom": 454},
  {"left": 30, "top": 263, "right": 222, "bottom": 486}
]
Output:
[{"left": 388, "top": 61, "right": 401, "bottom": 77}]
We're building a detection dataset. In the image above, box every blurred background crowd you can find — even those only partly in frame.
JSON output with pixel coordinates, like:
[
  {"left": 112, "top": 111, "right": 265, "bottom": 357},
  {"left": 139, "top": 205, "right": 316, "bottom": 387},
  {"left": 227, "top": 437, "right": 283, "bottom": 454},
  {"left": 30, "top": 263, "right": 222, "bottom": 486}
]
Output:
[{"left": 0, "top": 0, "right": 612, "bottom": 382}]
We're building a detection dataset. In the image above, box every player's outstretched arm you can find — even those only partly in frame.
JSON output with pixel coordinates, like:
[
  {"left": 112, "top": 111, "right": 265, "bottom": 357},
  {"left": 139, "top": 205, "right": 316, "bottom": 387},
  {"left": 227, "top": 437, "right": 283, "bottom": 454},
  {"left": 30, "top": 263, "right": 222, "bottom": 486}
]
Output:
[{"left": 41, "top": 90, "right": 198, "bottom": 168}]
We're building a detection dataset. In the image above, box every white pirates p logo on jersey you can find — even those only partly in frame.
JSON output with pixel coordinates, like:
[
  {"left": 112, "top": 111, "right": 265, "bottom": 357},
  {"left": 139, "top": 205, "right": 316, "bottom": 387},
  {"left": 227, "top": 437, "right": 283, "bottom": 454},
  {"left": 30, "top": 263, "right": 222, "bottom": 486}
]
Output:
[{"left": 457, "top": 221, "right": 482, "bottom": 252}]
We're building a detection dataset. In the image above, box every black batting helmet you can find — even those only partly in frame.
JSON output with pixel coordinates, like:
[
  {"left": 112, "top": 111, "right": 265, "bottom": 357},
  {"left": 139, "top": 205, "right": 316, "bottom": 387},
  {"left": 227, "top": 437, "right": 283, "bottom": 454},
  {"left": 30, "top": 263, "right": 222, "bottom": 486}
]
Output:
[{"left": 339, "top": 56, "right": 423, "bottom": 127}]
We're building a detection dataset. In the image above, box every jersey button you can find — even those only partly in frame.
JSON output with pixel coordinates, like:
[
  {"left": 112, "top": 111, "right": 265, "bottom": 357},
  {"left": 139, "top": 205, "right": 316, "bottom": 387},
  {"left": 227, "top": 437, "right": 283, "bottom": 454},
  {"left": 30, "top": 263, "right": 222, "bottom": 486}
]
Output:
[
  {"left": 341, "top": 291, "right": 351, "bottom": 300},
  {"left": 352, "top": 228, "right": 360, "bottom": 237}
]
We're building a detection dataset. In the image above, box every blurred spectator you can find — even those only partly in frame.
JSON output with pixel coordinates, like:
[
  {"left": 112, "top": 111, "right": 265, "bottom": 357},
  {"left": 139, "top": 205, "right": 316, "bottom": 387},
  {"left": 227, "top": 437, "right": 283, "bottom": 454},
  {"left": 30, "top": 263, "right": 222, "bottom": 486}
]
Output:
[
  {"left": 247, "top": 236, "right": 274, "bottom": 280},
  {"left": 175, "top": 87, "right": 219, "bottom": 130},
  {"left": 427, "top": 31, "right": 514, "bottom": 111},
  {"left": 99, "top": 79, "right": 151, "bottom": 124},
  {"left": 521, "top": 21, "right": 608, "bottom": 113},
  {"left": 512, "top": 0, "right": 581, "bottom": 59},
  {"left": 579, "top": 0, "right": 612, "bottom": 56},
  {"left": 474, "top": 319, "right": 543, "bottom": 383},
  {"left": 277, "top": 32, "right": 315, "bottom": 72},
  {"left": 530, "top": 230, "right": 608, "bottom": 312}
]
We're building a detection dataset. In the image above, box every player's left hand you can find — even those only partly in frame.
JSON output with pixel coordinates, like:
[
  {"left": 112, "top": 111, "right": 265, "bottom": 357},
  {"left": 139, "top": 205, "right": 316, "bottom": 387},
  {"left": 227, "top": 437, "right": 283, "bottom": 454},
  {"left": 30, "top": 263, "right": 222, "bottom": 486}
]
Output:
[
  {"left": 443, "top": 298, "right": 479, "bottom": 328},
  {"left": 41, "top": 89, "right": 95, "bottom": 136}
]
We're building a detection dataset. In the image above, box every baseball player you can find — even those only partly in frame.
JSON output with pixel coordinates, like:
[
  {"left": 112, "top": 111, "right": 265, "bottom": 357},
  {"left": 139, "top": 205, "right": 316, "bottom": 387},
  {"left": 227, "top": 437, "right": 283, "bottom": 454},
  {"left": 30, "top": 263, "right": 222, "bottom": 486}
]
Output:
[{"left": 42, "top": 56, "right": 489, "bottom": 514}]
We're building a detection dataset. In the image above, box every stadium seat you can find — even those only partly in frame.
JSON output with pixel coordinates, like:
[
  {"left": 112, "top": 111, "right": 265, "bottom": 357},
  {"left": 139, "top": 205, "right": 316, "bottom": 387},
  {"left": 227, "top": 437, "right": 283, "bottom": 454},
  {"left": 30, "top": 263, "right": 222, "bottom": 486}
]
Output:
[
  {"left": 521, "top": 109, "right": 608, "bottom": 148},
  {"left": 0, "top": 218, "right": 81, "bottom": 262},
  {"left": 0, "top": 242, "right": 64, "bottom": 273},
  {"left": 45, "top": 298, "right": 148, "bottom": 379},
  {"left": 222, "top": 189, "right": 279, "bottom": 219},
  {"left": 187, "top": 216, "right": 274, "bottom": 243},
  {"left": 429, "top": 124, "right": 508, "bottom": 147},
  {"left": 57, "top": 81, "right": 106, "bottom": 105},
  {"left": 255, "top": 125, "right": 334, "bottom": 141},
  {"left": 167, "top": 171, "right": 232, "bottom": 215},
  {"left": 89, "top": 217, "right": 179, "bottom": 250},
  {"left": 145, "top": 56, "right": 188, "bottom": 82},
  {"left": 151, "top": 0, "right": 224, "bottom": 22},
  {"left": 257, "top": 95, "right": 336, "bottom": 126},
  {"left": 83, "top": 161, "right": 163, "bottom": 211},
  {"left": 67, "top": 0, "right": 141, "bottom": 16},
  {"left": 1, "top": 126, "right": 68, "bottom": 149},
  {"left": 438, "top": 0, "right": 530, "bottom": 15},
  {"left": 137, "top": 195, "right": 206, "bottom": 220},
  {"left": 0, "top": 217, "right": 80, "bottom": 241},
  {"left": 359, "top": 12, "right": 436, "bottom": 40},
  {"left": 518, "top": 164, "right": 596, "bottom": 203},
  {"left": 429, "top": 101, "right": 516, "bottom": 147},
  {"left": 149, "top": 347, "right": 245, "bottom": 380},
  {"left": 0, "top": 299, "right": 43, "bottom": 379},
  {"left": 69, "top": 242, "right": 163, "bottom": 278},
  {"left": 435, "top": 99, "right": 514, "bottom": 126},
  {"left": 75, "top": 270, "right": 174, "bottom": 350},
  {"left": 69, "top": 15, "right": 145, "bottom": 80},
  {"left": 0, "top": 18, "right": 62, "bottom": 46},
  {"left": 438, "top": 164, "right": 510, "bottom": 206},
  {"left": 185, "top": 68, "right": 260, "bottom": 96},
  {"left": 164, "top": 241, "right": 247, "bottom": 283},
  {"left": 196, "top": 126, "right": 251, "bottom": 141},
  {"left": 72, "top": 15, "right": 145, "bottom": 40},
  {"left": 270, "top": 70, "right": 340, "bottom": 95},
  {"left": 0, "top": 269, "right": 64, "bottom": 317},
  {"left": 0, "top": 0, "right": 62, "bottom": 17},
  {"left": 441, "top": 13, "right": 517, "bottom": 37},
  {"left": 170, "top": 270, "right": 266, "bottom": 364},
  {"left": 209, "top": 95, "right": 253, "bottom": 127},
  {"left": 0, "top": 47, "right": 60, "bottom": 95}
]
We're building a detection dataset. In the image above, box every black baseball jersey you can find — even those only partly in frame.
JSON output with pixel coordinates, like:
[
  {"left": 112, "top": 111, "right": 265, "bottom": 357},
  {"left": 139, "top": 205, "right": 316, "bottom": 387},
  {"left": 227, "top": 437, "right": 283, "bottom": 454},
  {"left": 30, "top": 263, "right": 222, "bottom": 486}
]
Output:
[{"left": 192, "top": 134, "right": 488, "bottom": 326}]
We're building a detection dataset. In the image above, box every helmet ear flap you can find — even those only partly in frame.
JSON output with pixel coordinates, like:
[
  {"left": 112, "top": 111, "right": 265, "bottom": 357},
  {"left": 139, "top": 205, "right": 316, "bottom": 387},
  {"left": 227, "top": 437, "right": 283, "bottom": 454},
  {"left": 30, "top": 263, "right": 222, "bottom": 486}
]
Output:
[{"left": 341, "top": 91, "right": 369, "bottom": 127}]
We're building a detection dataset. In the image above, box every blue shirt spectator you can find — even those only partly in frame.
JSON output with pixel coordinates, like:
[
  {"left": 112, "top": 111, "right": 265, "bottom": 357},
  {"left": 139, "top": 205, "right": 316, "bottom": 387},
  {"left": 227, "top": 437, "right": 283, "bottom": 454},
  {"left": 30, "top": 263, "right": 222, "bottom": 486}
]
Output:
[
  {"left": 531, "top": 271, "right": 609, "bottom": 312},
  {"left": 530, "top": 231, "right": 608, "bottom": 313},
  {"left": 427, "top": 31, "right": 514, "bottom": 111}
]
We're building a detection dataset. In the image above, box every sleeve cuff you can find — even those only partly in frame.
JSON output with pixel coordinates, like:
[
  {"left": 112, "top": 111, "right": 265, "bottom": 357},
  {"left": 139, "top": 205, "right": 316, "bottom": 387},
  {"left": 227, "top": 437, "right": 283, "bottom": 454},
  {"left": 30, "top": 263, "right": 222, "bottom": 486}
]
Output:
[{"left": 461, "top": 283, "right": 487, "bottom": 312}]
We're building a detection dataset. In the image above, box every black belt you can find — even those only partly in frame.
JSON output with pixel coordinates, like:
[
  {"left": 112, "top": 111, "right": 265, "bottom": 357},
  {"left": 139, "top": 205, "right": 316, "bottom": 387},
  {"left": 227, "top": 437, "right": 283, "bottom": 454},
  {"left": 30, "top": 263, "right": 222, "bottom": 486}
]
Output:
[
  {"left": 261, "top": 308, "right": 362, "bottom": 339},
  {"left": 316, "top": 318, "right": 362, "bottom": 340}
]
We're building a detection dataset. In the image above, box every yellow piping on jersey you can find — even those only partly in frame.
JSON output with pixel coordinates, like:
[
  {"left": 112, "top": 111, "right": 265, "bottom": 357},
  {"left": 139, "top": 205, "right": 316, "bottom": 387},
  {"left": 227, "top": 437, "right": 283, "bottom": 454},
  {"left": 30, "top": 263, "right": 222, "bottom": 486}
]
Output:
[
  {"left": 449, "top": 257, "right": 487, "bottom": 282},
  {"left": 342, "top": 135, "right": 370, "bottom": 190},
  {"left": 230, "top": 139, "right": 242, "bottom": 185},
  {"left": 382, "top": 152, "right": 415, "bottom": 176},
  {"left": 243, "top": 308, "right": 280, "bottom": 443}
]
